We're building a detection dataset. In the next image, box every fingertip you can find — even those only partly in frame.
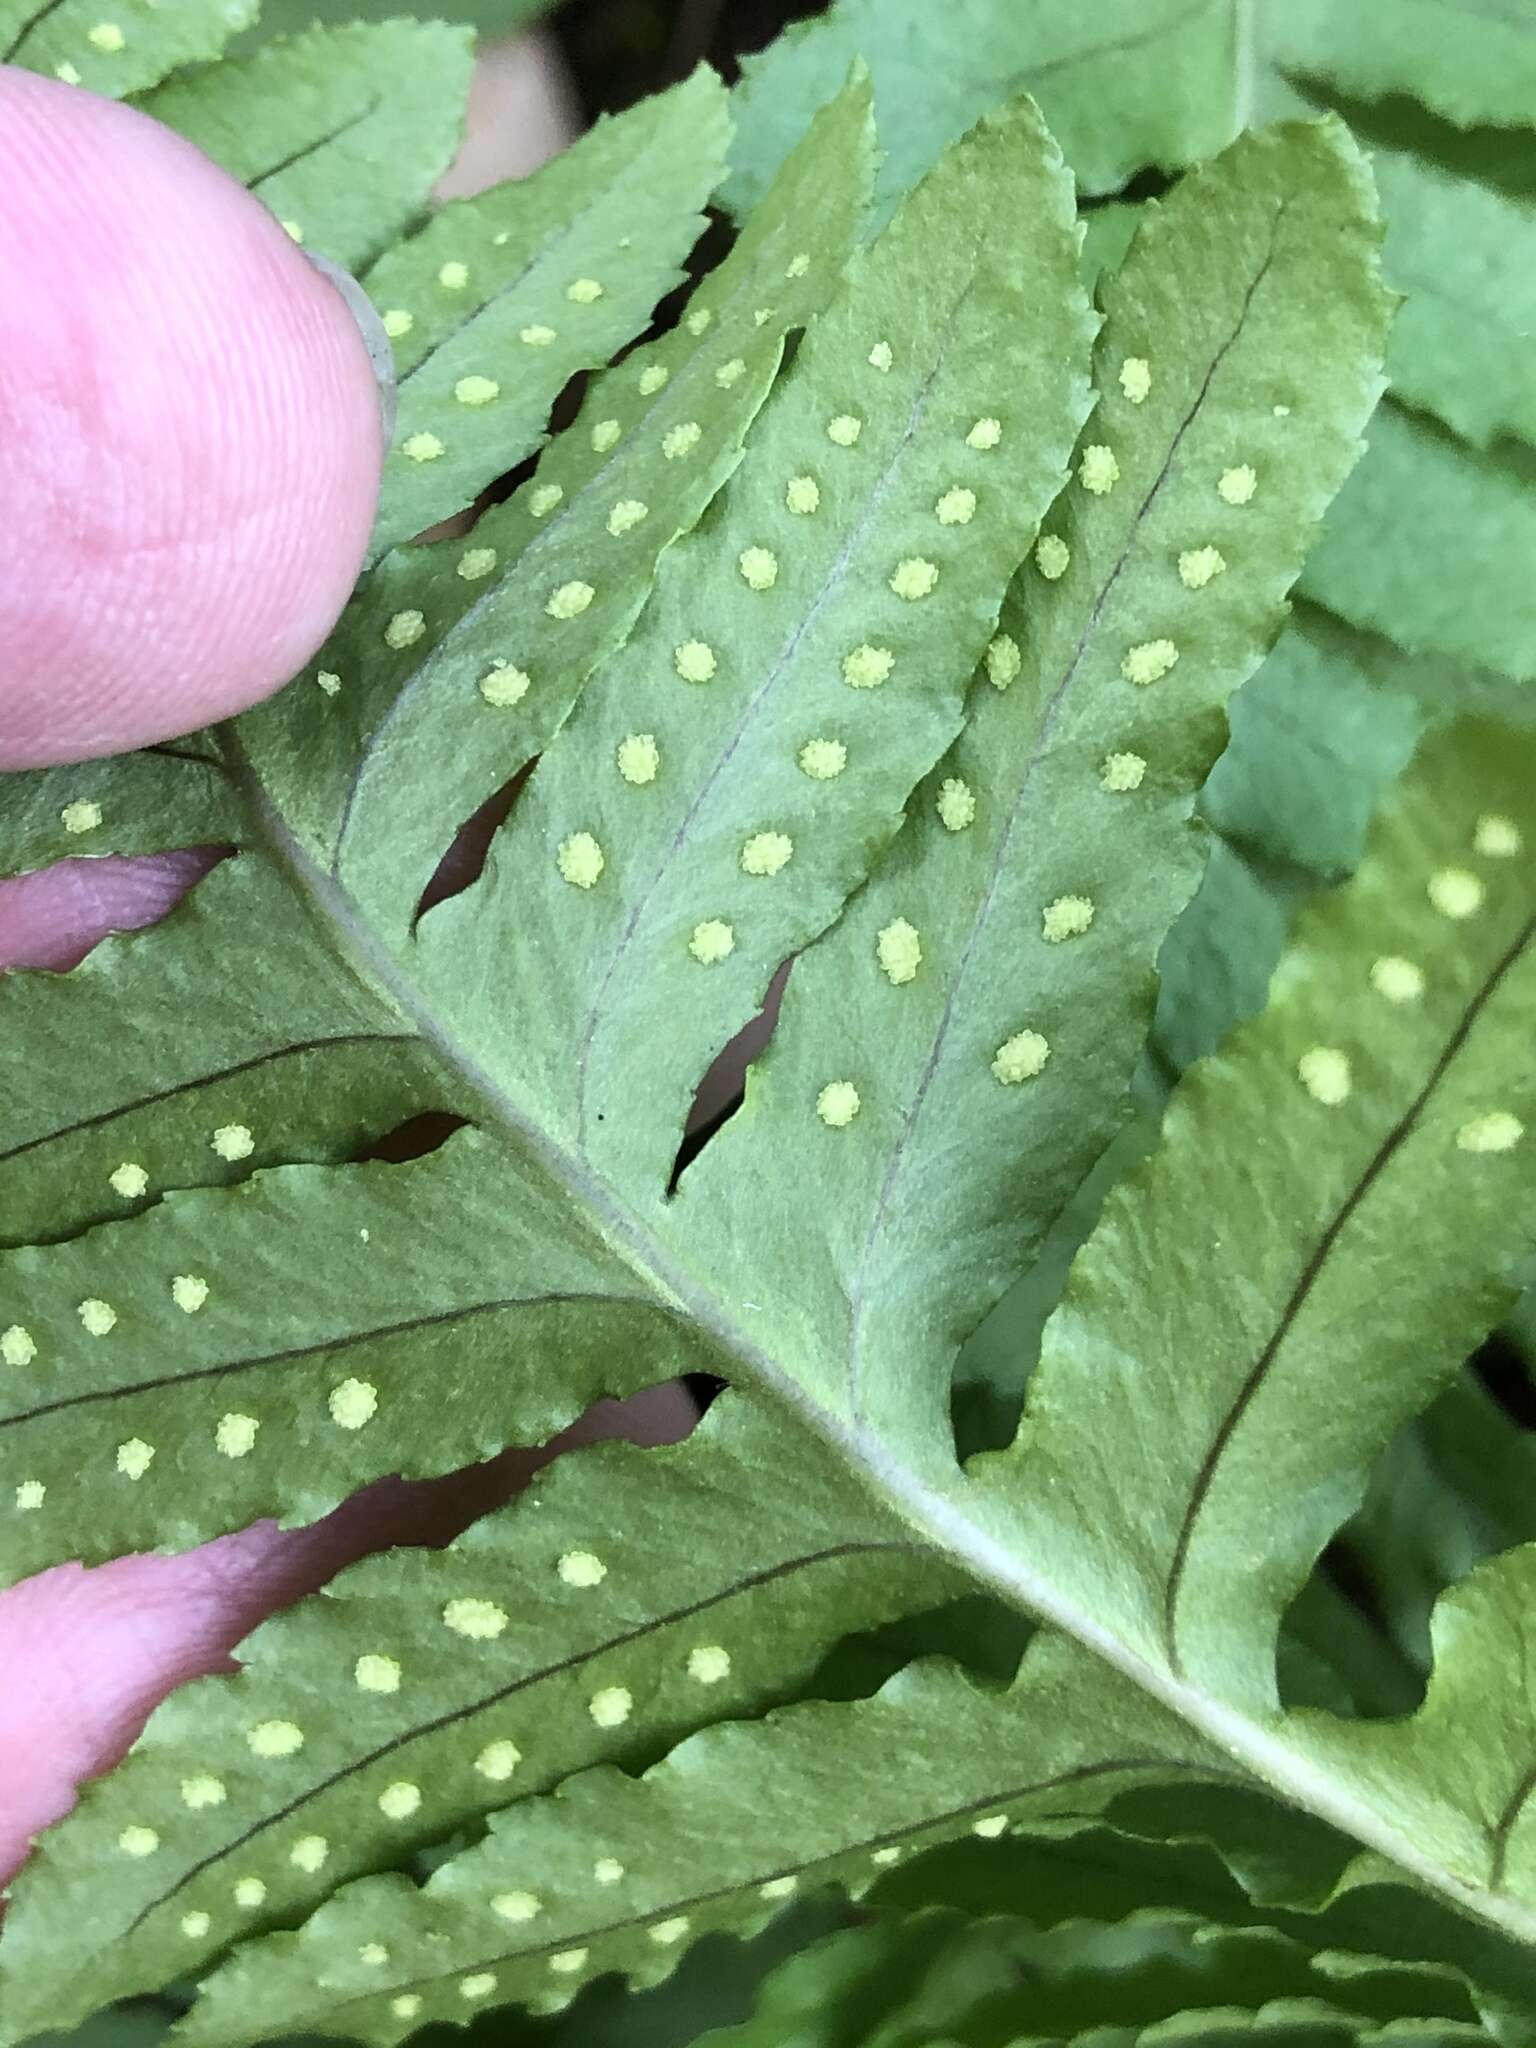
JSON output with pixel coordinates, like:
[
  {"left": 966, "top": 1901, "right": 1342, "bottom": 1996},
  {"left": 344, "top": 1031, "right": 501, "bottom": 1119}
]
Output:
[
  {"left": 0, "top": 72, "right": 385, "bottom": 769},
  {"left": 0, "top": 848, "right": 220, "bottom": 973}
]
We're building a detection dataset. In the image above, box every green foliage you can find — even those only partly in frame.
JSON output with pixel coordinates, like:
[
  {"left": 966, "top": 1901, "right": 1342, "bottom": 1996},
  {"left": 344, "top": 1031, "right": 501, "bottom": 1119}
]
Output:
[
  {"left": 682, "top": 119, "right": 1388, "bottom": 1454},
  {"left": 138, "top": 22, "right": 474, "bottom": 273},
  {"left": 356, "top": 67, "right": 732, "bottom": 562},
  {"left": 5, "top": 7, "right": 1536, "bottom": 2048},
  {"left": 239, "top": 78, "right": 876, "bottom": 938},
  {"left": 725, "top": 0, "right": 1242, "bottom": 226},
  {"left": 453, "top": 90, "right": 1094, "bottom": 1197},
  {"left": 983, "top": 721, "right": 1536, "bottom": 1708},
  {"left": 1267, "top": 0, "right": 1536, "bottom": 133},
  {"left": 0, "top": 0, "right": 254, "bottom": 97},
  {"left": 177, "top": 1646, "right": 1217, "bottom": 2045},
  {"left": 1302, "top": 404, "right": 1536, "bottom": 684},
  {"left": 1368, "top": 145, "right": 1536, "bottom": 454},
  {"left": 0, "top": 1399, "right": 948, "bottom": 2035},
  {"left": 240, "top": 0, "right": 554, "bottom": 45},
  {"left": 689, "top": 1904, "right": 1489, "bottom": 2048}
]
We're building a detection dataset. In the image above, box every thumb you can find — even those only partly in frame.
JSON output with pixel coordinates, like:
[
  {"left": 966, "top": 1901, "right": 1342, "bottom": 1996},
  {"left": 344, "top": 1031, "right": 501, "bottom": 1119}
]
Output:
[{"left": 0, "top": 69, "right": 385, "bottom": 771}]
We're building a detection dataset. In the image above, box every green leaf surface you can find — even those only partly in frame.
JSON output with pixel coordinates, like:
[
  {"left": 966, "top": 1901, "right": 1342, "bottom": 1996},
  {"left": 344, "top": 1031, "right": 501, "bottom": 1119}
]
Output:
[
  {"left": 680, "top": 119, "right": 1390, "bottom": 1453},
  {"left": 11, "top": 20, "right": 1536, "bottom": 2034},
  {"left": 418, "top": 91, "right": 1094, "bottom": 1197},
  {"left": 1201, "top": 611, "right": 1427, "bottom": 884},
  {"left": 1256, "top": 68, "right": 1536, "bottom": 452},
  {"left": 0, "top": 1107, "right": 722, "bottom": 1588},
  {"left": 1279, "top": 76, "right": 1536, "bottom": 210},
  {"left": 1080, "top": 201, "right": 1145, "bottom": 291},
  {"left": 1269, "top": 0, "right": 1536, "bottom": 133},
  {"left": 0, "top": 855, "right": 440, "bottom": 1253},
  {"left": 691, "top": 1911, "right": 1046, "bottom": 2048},
  {"left": 0, "top": 747, "right": 237, "bottom": 882},
  {"left": 1153, "top": 607, "right": 1427, "bottom": 1076},
  {"left": 172, "top": 1644, "right": 1219, "bottom": 2047},
  {"left": 0, "top": 1398, "right": 946, "bottom": 2037},
  {"left": 1293, "top": 1544, "right": 1536, "bottom": 1914},
  {"left": 136, "top": 22, "right": 475, "bottom": 273},
  {"left": 358, "top": 67, "right": 731, "bottom": 562},
  {"left": 983, "top": 717, "right": 1536, "bottom": 1745},
  {"left": 237, "top": 77, "right": 876, "bottom": 938},
  {"left": 243, "top": 0, "right": 555, "bottom": 43},
  {"left": 952, "top": 1104, "right": 1162, "bottom": 1455},
  {"left": 1154, "top": 597, "right": 1536, "bottom": 1083},
  {"left": 1151, "top": 839, "right": 1297, "bottom": 1078},
  {"left": 1371, "top": 146, "right": 1536, "bottom": 453},
  {"left": 895, "top": 1810, "right": 1536, "bottom": 2044},
  {"left": 725, "top": 0, "right": 1243, "bottom": 226},
  {"left": 1301, "top": 403, "right": 1536, "bottom": 685},
  {"left": 1325, "top": 1410, "right": 1497, "bottom": 1678},
  {"left": 694, "top": 1907, "right": 1486, "bottom": 2048},
  {"left": 0, "top": 0, "right": 253, "bottom": 96},
  {"left": 1420, "top": 1377, "right": 1536, "bottom": 1558}
]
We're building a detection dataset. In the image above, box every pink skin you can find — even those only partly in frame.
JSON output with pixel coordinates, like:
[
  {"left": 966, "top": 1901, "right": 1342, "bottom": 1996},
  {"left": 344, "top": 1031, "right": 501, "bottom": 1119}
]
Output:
[
  {"left": 0, "top": 63, "right": 390, "bottom": 1890},
  {"left": 0, "top": 52, "right": 659, "bottom": 1899},
  {"left": 0, "top": 71, "right": 383, "bottom": 769}
]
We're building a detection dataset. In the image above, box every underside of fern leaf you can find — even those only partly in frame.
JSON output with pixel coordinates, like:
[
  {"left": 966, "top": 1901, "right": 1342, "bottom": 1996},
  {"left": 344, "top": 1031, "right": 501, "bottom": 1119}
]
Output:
[{"left": 4, "top": 10, "right": 1536, "bottom": 2048}]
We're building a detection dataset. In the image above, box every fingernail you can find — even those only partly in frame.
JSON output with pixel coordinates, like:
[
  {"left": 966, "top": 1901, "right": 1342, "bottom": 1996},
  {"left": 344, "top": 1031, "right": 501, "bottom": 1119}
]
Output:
[{"left": 303, "top": 249, "right": 397, "bottom": 451}]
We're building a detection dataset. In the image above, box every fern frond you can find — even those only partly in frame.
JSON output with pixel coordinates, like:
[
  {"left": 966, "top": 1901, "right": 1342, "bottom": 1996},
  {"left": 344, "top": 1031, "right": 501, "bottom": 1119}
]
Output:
[
  {"left": 681, "top": 118, "right": 1390, "bottom": 1450},
  {"left": 10, "top": 13, "right": 1530, "bottom": 2037},
  {"left": 0, "top": 856, "right": 439, "bottom": 1252},
  {"left": 690, "top": 1906, "right": 1488, "bottom": 2048},
  {"left": 170, "top": 1645, "right": 1218, "bottom": 2047},
  {"left": 355, "top": 69, "right": 731, "bottom": 563},
  {"left": 236, "top": 76, "right": 876, "bottom": 937},
  {"left": 1201, "top": 610, "right": 1426, "bottom": 885},
  {"left": 1268, "top": 0, "right": 1536, "bottom": 133},
  {"left": 0, "top": 746, "right": 237, "bottom": 884},
  {"left": 137, "top": 21, "right": 475, "bottom": 272},
  {"left": 724, "top": 0, "right": 1243, "bottom": 226},
  {"left": 449, "top": 91, "right": 1094, "bottom": 1196},
  {"left": 974, "top": 717, "right": 1536, "bottom": 1892},
  {"left": 1301, "top": 403, "right": 1536, "bottom": 684},
  {"left": 0, "top": 0, "right": 253, "bottom": 98},
  {"left": 1370, "top": 147, "right": 1536, "bottom": 456},
  {"left": 0, "top": 1122, "right": 726, "bottom": 1588},
  {"left": 0, "top": 1398, "right": 947, "bottom": 2032}
]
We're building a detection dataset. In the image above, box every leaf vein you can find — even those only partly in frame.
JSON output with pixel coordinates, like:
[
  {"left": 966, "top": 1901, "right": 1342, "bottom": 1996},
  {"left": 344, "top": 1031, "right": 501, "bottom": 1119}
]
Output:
[
  {"left": 846, "top": 213, "right": 1285, "bottom": 1417},
  {"left": 0, "top": 1290, "right": 649, "bottom": 1429},
  {"left": 127, "top": 1539, "right": 920, "bottom": 1932},
  {"left": 1161, "top": 911, "right": 1536, "bottom": 1673}
]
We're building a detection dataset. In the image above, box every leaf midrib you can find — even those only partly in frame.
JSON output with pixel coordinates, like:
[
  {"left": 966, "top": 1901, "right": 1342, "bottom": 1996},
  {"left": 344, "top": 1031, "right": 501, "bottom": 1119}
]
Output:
[
  {"left": 845, "top": 218, "right": 1282, "bottom": 1417},
  {"left": 331, "top": 172, "right": 779, "bottom": 885},
  {"left": 129, "top": 1539, "right": 917, "bottom": 1938},
  {"left": 571, "top": 313, "right": 966, "bottom": 1148},
  {"left": 0, "top": 0, "right": 69, "bottom": 62},
  {"left": 222, "top": 728, "right": 1536, "bottom": 1952},
  {"left": 243, "top": 1756, "right": 1207, "bottom": 2037},
  {"left": 248, "top": 94, "right": 384, "bottom": 194},
  {"left": 1161, "top": 909, "right": 1536, "bottom": 1674}
]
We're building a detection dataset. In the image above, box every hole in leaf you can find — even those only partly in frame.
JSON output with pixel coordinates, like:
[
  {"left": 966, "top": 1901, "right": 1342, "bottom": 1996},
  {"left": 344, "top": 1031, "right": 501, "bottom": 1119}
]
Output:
[
  {"left": 411, "top": 370, "right": 591, "bottom": 548},
  {"left": 669, "top": 957, "right": 793, "bottom": 1192},
  {"left": 349, "top": 1110, "right": 469, "bottom": 1165},
  {"left": 1471, "top": 1325, "right": 1536, "bottom": 1431},
  {"left": 1095, "top": 162, "right": 1176, "bottom": 207},
  {"left": 414, "top": 759, "right": 537, "bottom": 924},
  {"left": 1277, "top": 1355, "right": 1536, "bottom": 1721},
  {"left": 0, "top": 1381, "right": 706, "bottom": 1882},
  {"left": 684, "top": 1370, "right": 727, "bottom": 1415},
  {"left": 811, "top": 1594, "right": 1034, "bottom": 1701}
]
